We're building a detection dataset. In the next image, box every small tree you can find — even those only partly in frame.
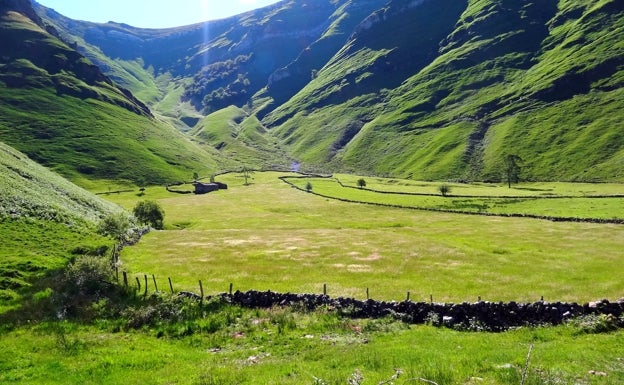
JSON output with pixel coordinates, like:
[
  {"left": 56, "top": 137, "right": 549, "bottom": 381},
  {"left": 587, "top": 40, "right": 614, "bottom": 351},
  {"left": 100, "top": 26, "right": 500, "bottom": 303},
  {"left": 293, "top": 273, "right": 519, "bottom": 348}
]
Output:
[
  {"left": 357, "top": 178, "right": 366, "bottom": 189},
  {"left": 306, "top": 182, "right": 313, "bottom": 192},
  {"left": 97, "top": 212, "right": 130, "bottom": 242},
  {"left": 136, "top": 177, "right": 146, "bottom": 196},
  {"left": 133, "top": 201, "right": 165, "bottom": 230},
  {"left": 504, "top": 154, "right": 522, "bottom": 188},
  {"left": 439, "top": 184, "right": 451, "bottom": 197},
  {"left": 241, "top": 166, "right": 254, "bottom": 186}
]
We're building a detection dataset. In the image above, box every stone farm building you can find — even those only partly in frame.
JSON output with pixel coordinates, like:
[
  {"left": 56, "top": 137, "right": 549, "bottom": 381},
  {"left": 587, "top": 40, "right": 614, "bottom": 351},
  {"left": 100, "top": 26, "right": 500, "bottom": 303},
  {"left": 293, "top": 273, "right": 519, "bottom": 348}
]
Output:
[{"left": 193, "top": 182, "right": 228, "bottom": 194}]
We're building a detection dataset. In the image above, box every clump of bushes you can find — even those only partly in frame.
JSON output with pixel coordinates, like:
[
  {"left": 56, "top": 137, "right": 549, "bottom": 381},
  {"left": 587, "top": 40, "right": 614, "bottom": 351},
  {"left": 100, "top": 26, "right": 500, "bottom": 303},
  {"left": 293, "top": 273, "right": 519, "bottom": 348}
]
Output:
[
  {"left": 56, "top": 255, "right": 125, "bottom": 319},
  {"left": 568, "top": 313, "right": 623, "bottom": 334}
]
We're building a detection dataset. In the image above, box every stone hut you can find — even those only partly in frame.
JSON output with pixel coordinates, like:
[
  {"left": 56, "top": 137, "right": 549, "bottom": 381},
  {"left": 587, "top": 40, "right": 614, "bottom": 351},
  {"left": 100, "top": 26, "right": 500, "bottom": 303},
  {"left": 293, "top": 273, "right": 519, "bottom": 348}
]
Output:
[{"left": 193, "top": 182, "right": 227, "bottom": 194}]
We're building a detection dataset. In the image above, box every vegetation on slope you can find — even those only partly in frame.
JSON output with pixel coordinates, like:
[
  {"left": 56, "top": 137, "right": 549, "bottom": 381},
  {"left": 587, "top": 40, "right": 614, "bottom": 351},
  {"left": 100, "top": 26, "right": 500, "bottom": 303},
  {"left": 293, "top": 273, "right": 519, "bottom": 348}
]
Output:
[
  {"left": 0, "top": 86, "right": 221, "bottom": 183},
  {"left": 0, "top": 141, "right": 116, "bottom": 310},
  {"left": 0, "top": 1, "right": 223, "bottom": 183},
  {"left": 190, "top": 106, "right": 290, "bottom": 169},
  {"left": 32, "top": 0, "right": 624, "bottom": 182},
  {"left": 264, "top": 0, "right": 624, "bottom": 181}
]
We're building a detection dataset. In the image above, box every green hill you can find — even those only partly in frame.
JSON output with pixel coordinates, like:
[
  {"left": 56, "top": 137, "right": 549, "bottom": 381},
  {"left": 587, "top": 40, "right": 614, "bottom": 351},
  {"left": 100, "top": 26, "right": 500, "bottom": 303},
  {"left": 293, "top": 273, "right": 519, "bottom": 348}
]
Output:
[
  {"left": 189, "top": 106, "right": 290, "bottom": 169},
  {"left": 0, "top": 141, "right": 117, "bottom": 308},
  {"left": 262, "top": 0, "right": 624, "bottom": 181},
  {"left": 0, "top": 0, "right": 223, "bottom": 184},
  {"left": 23, "top": 0, "right": 624, "bottom": 182}
]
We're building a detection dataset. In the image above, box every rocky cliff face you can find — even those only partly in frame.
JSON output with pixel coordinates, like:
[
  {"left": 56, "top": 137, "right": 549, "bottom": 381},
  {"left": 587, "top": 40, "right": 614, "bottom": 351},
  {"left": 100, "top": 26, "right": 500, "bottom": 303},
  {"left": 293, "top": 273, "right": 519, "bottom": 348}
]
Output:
[{"left": 1, "top": 0, "right": 42, "bottom": 24}]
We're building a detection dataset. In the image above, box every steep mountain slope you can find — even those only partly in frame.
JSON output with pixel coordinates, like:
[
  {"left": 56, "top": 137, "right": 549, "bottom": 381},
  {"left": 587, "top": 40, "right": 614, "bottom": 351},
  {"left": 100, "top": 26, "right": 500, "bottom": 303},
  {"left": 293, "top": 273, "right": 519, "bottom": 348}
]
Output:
[
  {"left": 0, "top": 0, "right": 222, "bottom": 183},
  {"left": 263, "top": 0, "right": 624, "bottom": 181},
  {"left": 0, "top": 141, "right": 119, "bottom": 225},
  {"left": 34, "top": 1, "right": 386, "bottom": 119},
  {"left": 30, "top": 0, "right": 624, "bottom": 182}
]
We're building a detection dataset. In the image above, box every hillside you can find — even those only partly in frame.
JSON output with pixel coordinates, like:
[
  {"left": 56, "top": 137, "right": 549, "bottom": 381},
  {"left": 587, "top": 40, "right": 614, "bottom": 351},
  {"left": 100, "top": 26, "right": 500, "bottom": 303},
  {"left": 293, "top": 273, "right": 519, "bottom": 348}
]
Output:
[
  {"left": 28, "top": 0, "right": 624, "bottom": 182},
  {"left": 263, "top": 0, "right": 624, "bottom": 181},
  {"left": 33, "top": 1, "right": 386, "bottom": 122},
  {"left": 0, "top": 142, "right": 120, "bottom": 224},
  {"left": 0, "top": 0, "right": 223, "bottom": 184},
  {"left": 0, "top": 141, "right": 117, "bottom": 307}
]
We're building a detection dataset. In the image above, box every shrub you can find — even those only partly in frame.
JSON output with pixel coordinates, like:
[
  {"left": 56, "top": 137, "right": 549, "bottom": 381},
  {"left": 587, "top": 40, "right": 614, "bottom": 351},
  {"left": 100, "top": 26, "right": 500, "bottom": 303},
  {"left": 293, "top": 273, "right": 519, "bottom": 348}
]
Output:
[
  {"left": 63, "top": 255, "right": 115, "bottom": 298},
  {"left": 439, "top": 184, "right": 451, "bottom": 197},
  {"left": 133, "top": 201, "right": 165, "bottom": 230},
  {"left": 568, "top": 314, "right": 620, "bottom": 334},
  {"left": 97, "top": 212, "right": 131, "bottom": 241}
]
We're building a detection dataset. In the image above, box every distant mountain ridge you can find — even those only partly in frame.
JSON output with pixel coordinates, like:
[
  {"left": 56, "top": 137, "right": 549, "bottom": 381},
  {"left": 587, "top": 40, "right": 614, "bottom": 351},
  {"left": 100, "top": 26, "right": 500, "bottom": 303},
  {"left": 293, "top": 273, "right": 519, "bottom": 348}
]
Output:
[{"left": 13, "top": 0, "right": 624, "bottom": 181}]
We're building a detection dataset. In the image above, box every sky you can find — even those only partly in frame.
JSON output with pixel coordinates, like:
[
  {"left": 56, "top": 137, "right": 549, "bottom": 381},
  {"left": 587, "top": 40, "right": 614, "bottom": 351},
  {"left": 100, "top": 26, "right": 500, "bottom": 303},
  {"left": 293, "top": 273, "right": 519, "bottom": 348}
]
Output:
[{"left": 35, "top": 0, "right": 282, "bottom": 28}]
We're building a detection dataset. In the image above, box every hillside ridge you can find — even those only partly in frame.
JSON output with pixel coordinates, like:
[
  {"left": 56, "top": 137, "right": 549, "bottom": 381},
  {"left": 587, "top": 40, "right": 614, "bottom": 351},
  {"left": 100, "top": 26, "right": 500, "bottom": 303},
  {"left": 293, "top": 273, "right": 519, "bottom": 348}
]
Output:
[
  {"left": 0, "top": 0, "right": 224, "bottom": 183},
  {"left": 18, "top": 0, "right": 624, "bottom": 181}
]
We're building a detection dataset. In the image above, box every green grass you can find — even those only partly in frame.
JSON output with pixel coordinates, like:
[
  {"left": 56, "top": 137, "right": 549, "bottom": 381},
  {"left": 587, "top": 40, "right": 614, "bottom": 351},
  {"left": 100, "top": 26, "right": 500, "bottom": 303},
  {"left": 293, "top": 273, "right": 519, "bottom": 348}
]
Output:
[
  {"left": 0, "top": 142, "right": 121, "bottom": 224},
  {"left": 259, "top": 0, "right": 624, "bottom": 182},
  {"left": 107, "top": 172, "right": 624, "bottom": 303},
  {"left": 0, "top": 85, "right": 220, "bottom": 184},
  {"left": 284, "top": 176, "right": 624, "bottom": 220},
  {"left": 1, "top": 309, "right": 622, "bottom": 384},
  {"left": 0, "top": 219, "right": 109, "bottom": 313},
  {"left": 335, "top": 174, "right": 624, "bottom": 196},
  {"left": 0, "top": 10, "right": 224, "bottom": 185},
  {"left": 2, "top": 172, "right": 624, "bottom": 384},
  {"left": 190, "top": 106, "right": 289, "bottom": 169},
  {"left": 0, "top": 142, "right": 116, "bottom": 310}
]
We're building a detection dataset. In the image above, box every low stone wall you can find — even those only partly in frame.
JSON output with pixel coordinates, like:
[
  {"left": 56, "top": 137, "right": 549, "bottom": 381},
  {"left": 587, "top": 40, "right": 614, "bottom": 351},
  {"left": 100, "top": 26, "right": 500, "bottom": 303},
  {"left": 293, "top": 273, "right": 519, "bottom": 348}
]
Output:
[{"left": 205, "top": 290, "right": 624, "bottom": 331}]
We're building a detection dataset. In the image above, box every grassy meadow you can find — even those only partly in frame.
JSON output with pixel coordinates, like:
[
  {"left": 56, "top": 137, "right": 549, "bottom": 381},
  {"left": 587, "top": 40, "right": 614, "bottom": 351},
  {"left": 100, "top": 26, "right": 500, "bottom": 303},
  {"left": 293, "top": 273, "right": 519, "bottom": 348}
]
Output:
[
  {"left": 283, "top": 176, "right": 624, "bottom": 221},
  {"left": 108, "top": 172, "right": 624, "bottom": 303},
  {"left": 1, "top": 316, "right": 623, "bottom": 385},
  {"left": 2, "top": 171, "right": 623, "bottom": 384}
]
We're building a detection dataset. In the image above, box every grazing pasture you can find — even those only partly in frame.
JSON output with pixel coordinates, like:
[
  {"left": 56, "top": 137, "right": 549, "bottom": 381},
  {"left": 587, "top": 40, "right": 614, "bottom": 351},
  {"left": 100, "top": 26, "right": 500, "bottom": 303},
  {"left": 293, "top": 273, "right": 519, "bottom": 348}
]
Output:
[
  {"left": 2, "top": 172, "right": 623, "bottom": 385},
  {"left": 110, "top": 172, "right": 624, "bottom": 303}
]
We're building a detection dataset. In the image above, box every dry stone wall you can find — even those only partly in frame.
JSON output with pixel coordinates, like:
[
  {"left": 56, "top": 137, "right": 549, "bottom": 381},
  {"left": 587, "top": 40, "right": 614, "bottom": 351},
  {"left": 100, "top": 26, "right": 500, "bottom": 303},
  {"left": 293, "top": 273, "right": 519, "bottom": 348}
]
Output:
[{"left": 202, "top": 290, "right": 624, "bottom": 331}]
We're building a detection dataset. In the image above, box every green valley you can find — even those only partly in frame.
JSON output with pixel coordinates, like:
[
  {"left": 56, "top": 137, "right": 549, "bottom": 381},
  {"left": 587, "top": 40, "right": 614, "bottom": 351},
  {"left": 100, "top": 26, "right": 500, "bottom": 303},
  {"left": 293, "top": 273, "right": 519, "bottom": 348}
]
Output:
[{"left": 1, "top": 0, "right": 623, "bottom": 383}]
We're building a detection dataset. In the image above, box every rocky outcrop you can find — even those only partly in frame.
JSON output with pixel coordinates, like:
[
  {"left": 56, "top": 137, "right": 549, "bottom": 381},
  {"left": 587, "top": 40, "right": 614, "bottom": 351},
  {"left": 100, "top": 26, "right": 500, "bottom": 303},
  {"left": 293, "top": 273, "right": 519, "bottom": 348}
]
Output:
[{"left": 0, "top": 0, "right": 43, "bottom": 25}]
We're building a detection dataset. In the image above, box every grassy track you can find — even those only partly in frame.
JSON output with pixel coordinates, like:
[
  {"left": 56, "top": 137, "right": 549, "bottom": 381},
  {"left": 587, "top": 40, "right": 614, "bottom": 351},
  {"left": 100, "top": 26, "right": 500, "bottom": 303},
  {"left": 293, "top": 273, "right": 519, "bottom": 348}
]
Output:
[{"left": 111, "top": 172, "right": 624, "bottom": 303}]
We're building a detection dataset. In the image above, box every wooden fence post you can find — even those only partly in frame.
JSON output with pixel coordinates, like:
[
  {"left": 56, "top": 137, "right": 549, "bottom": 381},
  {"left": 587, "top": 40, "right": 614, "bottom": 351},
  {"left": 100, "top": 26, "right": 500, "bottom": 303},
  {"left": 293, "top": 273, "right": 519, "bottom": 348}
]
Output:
[
  {"left": 366, "top": 287, "right": 369, "bottom": 300},
  {"left": 168, "top": 277, "right": 174, "bottom": 294},
  {"left": 229, "top": 282, "right": 233, "bottom": 295},
  {"left": 135, "top": 276, "right": 141, "bottom": 292},
  {"left": 323, "top": 283, "right": 327, "bottom": 296},
  {"left": 406, "top": 291, "right": 410, "bottom": 301},
  {"left": 430, "top": 294, "right": 433, "bottom": 304},
  {"left": 199, "top": 280, "right": 204, "bottom": 305},
  {"left": 152, "top": 274, "right": 158, "bottom": 292},
  {"left": 123, "top": 271, "right": 128, "bottom": 288},
  {"left": 144, "top": 274, "right": 148, "bottom": 297}
]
